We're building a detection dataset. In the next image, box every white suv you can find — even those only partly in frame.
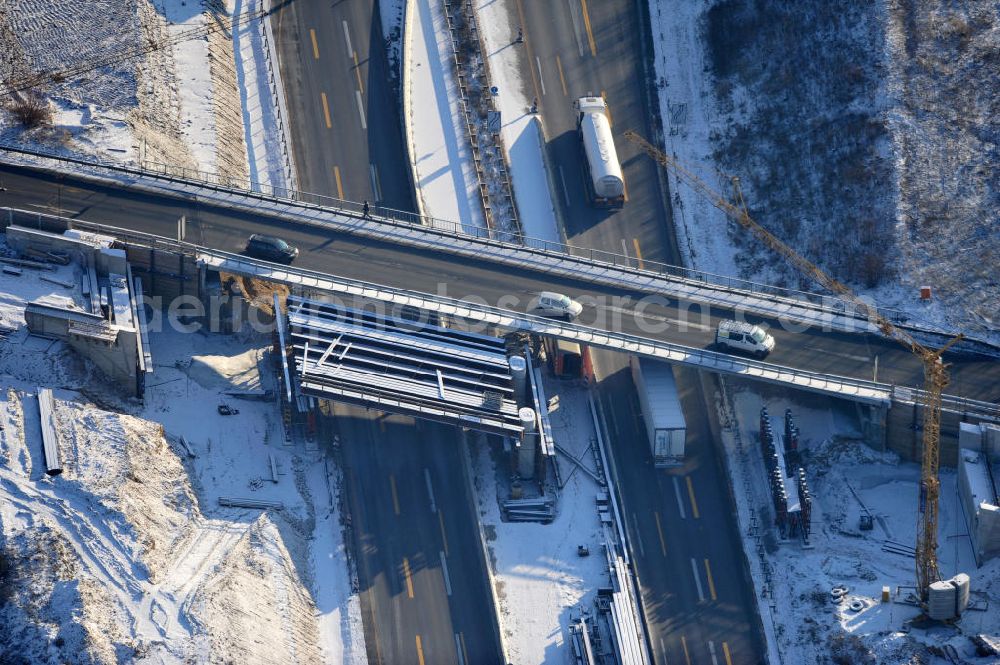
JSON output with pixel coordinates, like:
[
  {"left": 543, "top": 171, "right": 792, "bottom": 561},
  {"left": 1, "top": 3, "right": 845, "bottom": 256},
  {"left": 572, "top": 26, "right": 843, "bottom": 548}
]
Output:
[{"left": 715, "top": 320, "right": 775, "bottom": 358}]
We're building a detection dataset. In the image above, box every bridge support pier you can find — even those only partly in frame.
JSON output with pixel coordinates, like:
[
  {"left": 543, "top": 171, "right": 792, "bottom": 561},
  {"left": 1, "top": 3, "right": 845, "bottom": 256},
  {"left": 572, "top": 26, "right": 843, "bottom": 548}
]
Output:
[{"left": 858, "top": 402, "right": 888, "bottom": 454}]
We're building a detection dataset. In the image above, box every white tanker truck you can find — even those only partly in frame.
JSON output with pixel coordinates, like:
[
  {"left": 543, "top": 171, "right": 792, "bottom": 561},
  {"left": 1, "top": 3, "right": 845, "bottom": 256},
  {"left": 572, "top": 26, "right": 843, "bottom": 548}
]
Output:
[{"left": 575, "top": 96, "right": 625, "bottom": 208}]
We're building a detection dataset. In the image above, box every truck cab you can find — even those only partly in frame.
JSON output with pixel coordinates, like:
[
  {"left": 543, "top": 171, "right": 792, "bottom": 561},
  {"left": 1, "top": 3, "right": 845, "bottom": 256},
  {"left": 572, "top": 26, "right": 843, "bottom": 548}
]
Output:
[{"left": 715, "top": 320, "right": 775, "bottom": 359}]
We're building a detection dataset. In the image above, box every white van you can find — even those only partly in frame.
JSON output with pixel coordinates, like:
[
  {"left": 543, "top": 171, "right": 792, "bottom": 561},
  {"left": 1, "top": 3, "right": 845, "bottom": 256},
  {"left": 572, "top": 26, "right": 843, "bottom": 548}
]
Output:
[
  {"left": 715, "top": 320, "right": 775, "bottom": 358},
  {"left": 528, "top": 292, "right": 584, "bottom": 321}
]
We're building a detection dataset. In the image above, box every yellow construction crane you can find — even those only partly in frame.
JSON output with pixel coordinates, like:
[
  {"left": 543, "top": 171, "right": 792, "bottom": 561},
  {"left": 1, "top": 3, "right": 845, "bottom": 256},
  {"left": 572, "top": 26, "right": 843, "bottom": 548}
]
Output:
[{"left": 624, "top": 129, "right": 962, "bottom": 598}]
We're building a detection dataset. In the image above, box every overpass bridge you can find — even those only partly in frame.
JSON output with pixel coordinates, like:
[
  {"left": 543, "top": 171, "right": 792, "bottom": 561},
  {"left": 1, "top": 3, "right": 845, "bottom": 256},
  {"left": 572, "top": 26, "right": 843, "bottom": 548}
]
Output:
[
  {"left": 0, "top": 150, "right": 997, "bottom": 404},
  {"left": 2, "top": 205, "right": 997, "bottom": 463},
  {"left": 3, "top": 145, "right": 989, "bottom": 349}
]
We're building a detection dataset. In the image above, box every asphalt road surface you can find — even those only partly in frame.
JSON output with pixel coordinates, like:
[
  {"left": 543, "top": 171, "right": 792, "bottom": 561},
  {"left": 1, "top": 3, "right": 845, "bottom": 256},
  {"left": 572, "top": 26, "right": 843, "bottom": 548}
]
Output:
[
  {"left": 596, "top": 350, "right": 764, "bottom": 664},
  {"left": 267, "top": 2, "right": 499, "bottom": 660},
  {"left": 513, "top": 1, "right": 766, "bottom": 660},
  {"left": 271, "top": 0, "right": 412, "bottom": 209},
  {"left": 336, "top": 405, "right": 503, "bottom": 665},
  {"left": 1, "top": 164, "right": 995, "bottom": 407},
  {"left": 513, "top": 0, "right": 677, "bottom": 267}
]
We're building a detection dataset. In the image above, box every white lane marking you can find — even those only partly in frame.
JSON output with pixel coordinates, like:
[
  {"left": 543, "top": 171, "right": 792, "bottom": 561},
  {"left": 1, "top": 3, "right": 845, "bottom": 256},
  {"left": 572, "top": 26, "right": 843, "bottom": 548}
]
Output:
[
  {"left": 369, "top": 163, "right": 383, "bottom": 202},
  {"left": 440, "top": 551, "right": 452, "bottom": 596},
  {"left": 565, "top": 0, "right": 586, "bottom": 58},
  {"left": 660, "top": 638, "right": 668, "bottom": 663},
  {"left": 455, "top": 634, "right": 466, "bottom": 665},
  {"left": 673, "top": 476, "right": 687, "bottom": 519},
  {"left": 341, "top": 20, "right": 354, "bottom": 58},
  {"left": 631, "top": 513, "right": 645, "bottom": 558},
  {"left": 691, "top": 557, "right": 705, "bottom": 602},
  {"left": 620, "top": 238, "right": 630, "bottom": 257},
  {"left": 709, "top": 640, "right": 720, "bottom": 665},
  {"left": 558, "top": 166, "right": 571, "bottom": 207},
  {"left": 535, "top": 56, "right": 547, "bottom": 96},
  {"left": 424, "top": 468, "right": 437, "bottom": 513},
  {"left": 355, "top": 90, "right": 367, "bottom": 129}
]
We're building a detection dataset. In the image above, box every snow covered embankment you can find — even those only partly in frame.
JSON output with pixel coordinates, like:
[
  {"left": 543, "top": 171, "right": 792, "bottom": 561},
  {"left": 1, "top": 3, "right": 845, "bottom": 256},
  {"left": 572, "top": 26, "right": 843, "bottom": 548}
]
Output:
[{"left": 649, "top": 0, "right": 999, "bottom": 343}]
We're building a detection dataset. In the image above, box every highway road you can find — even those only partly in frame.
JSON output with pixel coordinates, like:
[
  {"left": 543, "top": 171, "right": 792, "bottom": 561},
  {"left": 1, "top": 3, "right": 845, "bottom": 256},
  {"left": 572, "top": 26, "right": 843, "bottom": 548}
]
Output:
[
  {"left": 596, "top": 352, "right": 763, "bottom": 665},
  {"left": 268, "top": 3, "right": 500, "bottom": 661},
  {"left": 512, "top": 1, "right": 765, "bottom": 661},
  {"left": 271, "top": 0, "right": 412, "bottom": 209},
  {"left": 513, "top": 0, "right": 676, "bottom": 268},
  {"left": 335, "top": 404, "right": 503, "bottom": 665}
]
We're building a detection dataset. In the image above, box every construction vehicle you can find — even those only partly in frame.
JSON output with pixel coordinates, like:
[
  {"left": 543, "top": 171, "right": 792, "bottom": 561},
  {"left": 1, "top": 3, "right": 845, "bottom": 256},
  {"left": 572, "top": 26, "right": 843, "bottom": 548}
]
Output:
[{"left": 625, "top": 129, "right": 962, "bottom": 601}]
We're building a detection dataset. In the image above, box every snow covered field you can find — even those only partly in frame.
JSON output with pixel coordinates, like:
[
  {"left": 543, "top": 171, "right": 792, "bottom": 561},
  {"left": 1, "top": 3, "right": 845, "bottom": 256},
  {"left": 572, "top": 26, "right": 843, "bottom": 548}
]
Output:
[
  {"left": 715, "top": 382, "right": 1000, "bottom": 664},
  {"left": 649, "top": 0, "right": 1000, "bottom": 341}
]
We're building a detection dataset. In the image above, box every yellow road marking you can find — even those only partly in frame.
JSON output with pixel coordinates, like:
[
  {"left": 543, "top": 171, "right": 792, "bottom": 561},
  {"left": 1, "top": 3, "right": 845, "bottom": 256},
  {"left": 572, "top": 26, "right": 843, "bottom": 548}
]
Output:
[
  {"left": 514, "top": 0, "right": 543, "bottom": 101},
  {"left": 310, "top": 28, "right": 320, "bottom": 59},
  {"left": 334, "top": 166, "right": 344, "bottom": 199},
  {"left": 654, "top": 511, "right": 667, "bottom": 557},
  {"left": 321, "top": 92, "right": 332, "bottom": 128},
  {"left": 556, "top": 55, "right": 569, "bottom": 96},
  {"left": 353, "top": 51, "right": 364, "bottom": 94},
  {"left": 632, "top": 238, "right": 644, "bottom": 269},
  {"left": 723, "top": 641, "right": 733, "bottom": 665},
  {"left": 403, "top": 557, "right": 415, "bottom": 598},
  {"left": 686, "top": 476, "right": 700, "bottom": 519},
  {"left": 580, "top": 0, "right": 597, "bottom": 56},
  {"left": 681, "top": 635, "right": 692, "bottom": 665},
  {"left": 438, "top": 510, "right": 449, "bottom": 557},
  {"left": 704, "top": 558, "right": 718, "bottom": 601},
  {"left": 415, "top": 634, "right": 426, "bottom": 665},
  {"left": 622, "top": 178, "right": 629, "bottom": 202},
  {"left": 390, "top": 474, "right": 400, "bottom": 516}
]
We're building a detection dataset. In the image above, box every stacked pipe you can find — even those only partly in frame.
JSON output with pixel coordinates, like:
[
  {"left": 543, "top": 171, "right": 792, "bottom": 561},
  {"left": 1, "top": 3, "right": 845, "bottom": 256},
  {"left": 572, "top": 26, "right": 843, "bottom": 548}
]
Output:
[
  {"left": 760, "top": 408, "right": 788, "bottom": 534},
  {"left": 784, "top": 408, "right": 801, "bottom": 467},
  {"left": 797, "top": 467, "right": 812, "bottom": 538}
]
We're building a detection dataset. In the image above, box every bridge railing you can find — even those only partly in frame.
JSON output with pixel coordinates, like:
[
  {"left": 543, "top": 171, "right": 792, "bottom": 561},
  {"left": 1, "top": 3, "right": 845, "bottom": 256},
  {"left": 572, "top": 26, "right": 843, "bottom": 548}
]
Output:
[
  {"left": 195, "top": 250, "right": 1000, "bottom": 420},
  {"left": 199, "top": 250, "right": 898, "bottom": 404},
  {"left": 1, "top": 142, "right": 921, "bottom": 327}
]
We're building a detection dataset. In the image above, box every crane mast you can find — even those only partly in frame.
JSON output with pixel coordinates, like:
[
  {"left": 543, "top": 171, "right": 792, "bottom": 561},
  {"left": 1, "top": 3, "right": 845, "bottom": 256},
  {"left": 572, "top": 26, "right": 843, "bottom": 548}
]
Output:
[{"left": 624, "top": 129, "right": 962, "bottom": 598}]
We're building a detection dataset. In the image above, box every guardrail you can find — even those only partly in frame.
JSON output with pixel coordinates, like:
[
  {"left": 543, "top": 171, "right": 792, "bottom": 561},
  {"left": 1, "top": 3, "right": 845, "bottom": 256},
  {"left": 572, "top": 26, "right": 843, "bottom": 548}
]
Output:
[
  {"left": 5, "top": 205, "right": 997, "bottom": 420},
  {"left": 0, "top": 142, "right": 929, "bottom": 329}
]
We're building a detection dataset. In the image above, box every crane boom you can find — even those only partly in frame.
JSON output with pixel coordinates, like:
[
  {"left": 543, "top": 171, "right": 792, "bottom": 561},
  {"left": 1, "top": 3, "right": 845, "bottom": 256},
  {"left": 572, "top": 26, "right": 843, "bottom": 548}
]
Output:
[{"left": 624, "top": 129, "right": 962, "bottom": 597}]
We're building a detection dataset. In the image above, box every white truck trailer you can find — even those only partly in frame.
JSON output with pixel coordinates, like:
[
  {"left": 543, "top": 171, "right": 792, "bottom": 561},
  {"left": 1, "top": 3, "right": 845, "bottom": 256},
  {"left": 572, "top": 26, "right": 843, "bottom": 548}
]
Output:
[
  {"left": 575, "top": 96, "right": 625, "bottom": 207},
  {"left": 630, "top": 356, "right": 686, "bottom": 468}
]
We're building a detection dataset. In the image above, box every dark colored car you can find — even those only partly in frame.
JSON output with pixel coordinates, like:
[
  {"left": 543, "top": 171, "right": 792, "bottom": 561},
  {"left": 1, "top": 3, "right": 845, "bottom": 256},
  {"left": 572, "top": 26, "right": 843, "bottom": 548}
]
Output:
[{"left": 245, "top": 234, "right": 299, "bottom": 263}]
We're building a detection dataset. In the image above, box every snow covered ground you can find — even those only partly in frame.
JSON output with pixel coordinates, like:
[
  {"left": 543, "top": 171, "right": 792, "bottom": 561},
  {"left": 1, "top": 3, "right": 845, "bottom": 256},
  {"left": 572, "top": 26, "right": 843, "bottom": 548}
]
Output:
[
  {"left": 648, "top": 0, "right": 999, "bottom": 342},
  {"left": 470, "top": 380, "right": 609, "bottom": 664},
  {"left": 404, "top": 0, "right": 486, "bottom": 232},
  {"left": 714, "top": 381, "right": 1000, "bottom": 664},
  {"left": 0, "top": 250, "right": 363, "bottom": 664}
]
